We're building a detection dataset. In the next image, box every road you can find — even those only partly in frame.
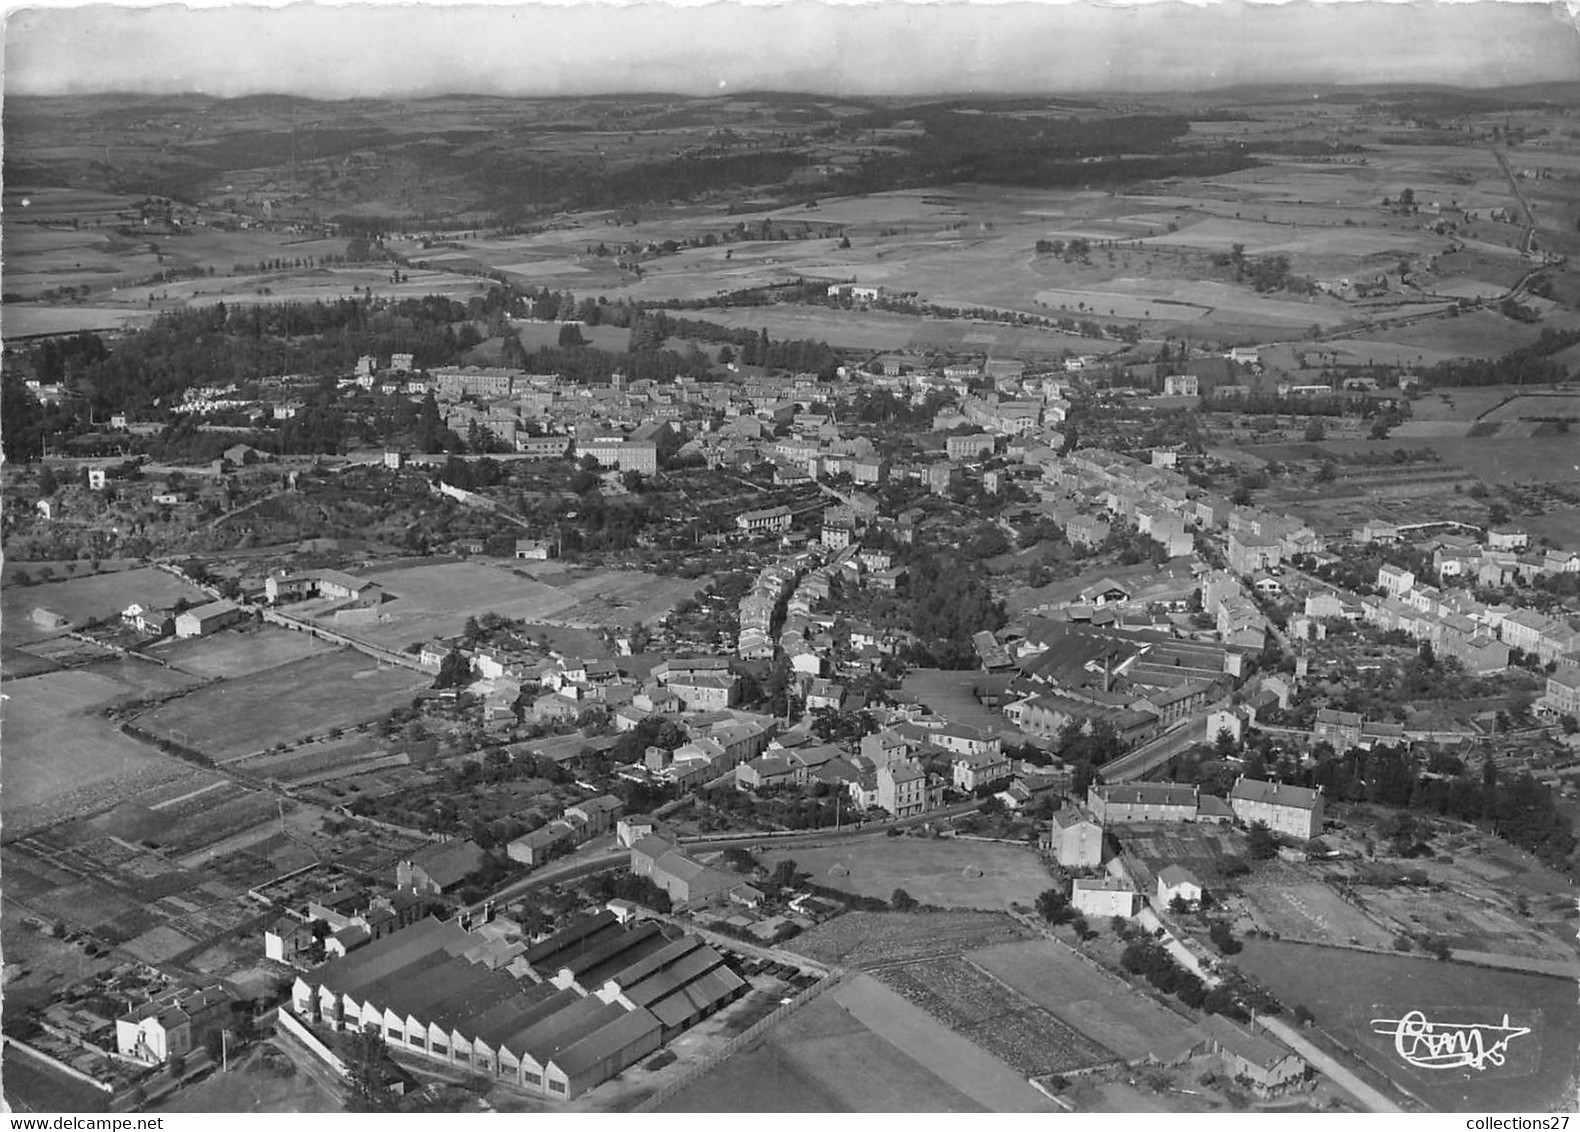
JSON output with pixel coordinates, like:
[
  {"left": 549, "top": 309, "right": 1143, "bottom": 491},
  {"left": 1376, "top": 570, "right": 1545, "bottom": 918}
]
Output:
[
  {"left": 1129, "top": 908, "right": 1406, "bottom": 1113},
  {"left": 1101, "top": 714, "right": 1209, "bottom": 782},
  {"left": 1258, "top": 1015, "right": 1404, "bottom": 1114},
  {"left": 1491, "top": 147, "right": 1537, "bottom": 255},
  {"left": 463, "top": 800, "right": 987, "bottom": 917}
]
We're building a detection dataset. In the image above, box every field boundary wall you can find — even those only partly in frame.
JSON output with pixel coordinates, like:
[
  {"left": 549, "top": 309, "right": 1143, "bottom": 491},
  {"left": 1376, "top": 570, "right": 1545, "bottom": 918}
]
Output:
[
  {"left": 2, "top": 1034, "right": 116, "bottom": 1093},
  {"left": 275, "top": 1010, "right": 349, "bottom": 1078}
]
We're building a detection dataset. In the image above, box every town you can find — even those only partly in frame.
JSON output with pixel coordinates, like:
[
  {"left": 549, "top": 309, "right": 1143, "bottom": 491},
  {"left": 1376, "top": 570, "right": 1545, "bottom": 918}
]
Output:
[{"left": 4, "top": 60, "right": 1580, "bottom": 1119}]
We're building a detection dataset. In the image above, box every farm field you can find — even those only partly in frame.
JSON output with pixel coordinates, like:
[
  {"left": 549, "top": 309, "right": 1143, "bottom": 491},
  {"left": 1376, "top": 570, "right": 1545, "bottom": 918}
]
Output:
[
  {"left": 317, "top": 560, "right": 577, "bottom": 649},
  {"left": 154, "top": 624, "right": 331, "bottom": 679},
  {"left": 1519, "top": 507, "right": 1580, "bottom": 552},
  {"left": 876, "top": 956, "right": 1115, "bottom": 1076},
  {"left": 1345, "top": 311, "right": 1553, "bottom": 360},
  {"left": 1353, "top": 882, "right": 1577, "bottom": 964},
  {"left": 130, "top": 648, "right": 428, "bottom": 760},
  {"left": 787, "top": 910, "right": 1030, "bottom": 969},
  {"left": 116, "top": 266, "right": 494, "bottom": 311},
  {"left": 2, "top": 664, "right": 202, "bottom": 813},
  {"left": 0, "top": 305, "right": 160, "bottom": 337},
  {"left": 333, "top": 560, "right": 702, "bottom": 649},
  {"left": 0, "top": 566, "right": 210, "bottom": 644},
  {"left": 967, "top": 938, "right": 1199, "bottom": 1062},
  {"left": 759, "top": 839, "right": 1049, "bottom": 910},
  {"left": 1318, "top": 437, "right": 1580, "bottom": 485},
  {"left": 656, "top": 989, "right": 983, "bottom": 1112},
  {"left": 1239, "top": 882, "right": 1398, "bottom": 949},
  {"left": 536, "top": 568, "right": 708, "bottom": 629},
  {"left": 1233, "top": 940, "right": 1579, "bottom": 1112},
  {"left": 1476, "top": 392, "right": 1580, "bottom": 423},
  {"left": 830, "top": 972, "right": 1059, "bottom": 1111},
  {"left": 663, "top": 302, "right": 1120, "bottom": 356}
]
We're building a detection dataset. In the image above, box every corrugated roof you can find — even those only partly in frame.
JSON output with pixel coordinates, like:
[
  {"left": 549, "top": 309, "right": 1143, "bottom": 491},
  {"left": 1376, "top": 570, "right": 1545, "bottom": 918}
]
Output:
[
  {"left": 602, "top": 936, "right": 702, "bottom": 992},
  {"left": 525, "top": 1000, "right": 630, "bottom": 1064},
  {"left": 524, "top": 910, "right": 620, "bottom": 967},
  {"left": 549, "top": 1008, "right": 663, "bottom": 1080},
  {"left": 474, "top": 988, "right": 583, "bottom": 1049},
  {"left": 560, "top": 923, "right": 665, "bottom": 979},
  {"left": 497, "top": 995, "right": 611, "bottom": 1064},
  {"left": 460, "top": 985, "right": 558, "bottom": 1047},
  {"left": 311, "top": 918, "right": 470, "bottom": 999}
]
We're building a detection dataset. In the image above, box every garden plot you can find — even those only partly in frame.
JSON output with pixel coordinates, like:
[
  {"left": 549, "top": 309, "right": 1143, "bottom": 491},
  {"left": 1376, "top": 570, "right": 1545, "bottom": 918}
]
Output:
[
  {"left": 1241, "top": 882, "right": 1396, "bottom": 949},
  {"left": 967, "top": 938, "right": 1198, "bottom": 1063},
  {"left": 319, "top": 560, "right": 579, "bottom": 650},
  {"left": 877, "top": 957, "right": 1116, "bottom": 1077},
  {"left": 131, "top": 649, "right": 428, "bottom": 761},
  {"left": 1, "top": 566, "right": 210, "bottom": 644},
  {"left": 155, "top": 624, "right": 331, "bottom": 679},
  {"left": 1, "top": 667, "right": 198, "bottom": 816},
  {"left": 787, "top": 910, "right": 1029, "bottom": 969}
]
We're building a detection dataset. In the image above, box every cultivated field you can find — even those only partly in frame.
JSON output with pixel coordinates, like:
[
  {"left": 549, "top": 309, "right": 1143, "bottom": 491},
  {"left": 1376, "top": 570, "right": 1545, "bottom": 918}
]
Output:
[
  {"left": 760, "top": 839, "right": 1049, "bottom": 910},
  {"left": 130, "top": 648, "right": 428, "bottom": 759},
  {"left": 1239, "top": 882, "right": 1397, "bottom": 949},
  {"left": 319, "top": 560, "right": 576, "bottom": 649},
  {"left": 2, "top": 664, "right": 203, "bottom": 814},
  {"left": 968, "top": 938, "right": 1199, "bottom": 1062},
  {"left": 1116, "top": 824, "right": 1246, "bottom": 893},
  {"left": 877, "top": 956, "right": 1116, "bottom": 1076},
  {"left": 676, "top": 303, "right": 1124, "bottom": 356},
  {"left": 657, "top": 990, "right": 984, "bottom": 1113},
  {"left": 326, "top": 560, "right": 702, "bottom": 649},
  {"left": 829, "top": 972, "right": 1059, "bottom": 1111},
  {"left": 1233, "top": 940, "right": 1579, "bottom": 1113},
  {"left": 787, "top": 910, "right": 1030, "bottom": 969},
  {"left": 528, "top": 566, "right": 708, "bottom": 629},
  {"left": 0, "top": 567, "right": 210, "bottom": 644},
  {"left": 1319, "top": 437, "right": 1580, "bottom": 485},
  {"left": 154, "top": 624, "right": 331, "bottom": 679}
]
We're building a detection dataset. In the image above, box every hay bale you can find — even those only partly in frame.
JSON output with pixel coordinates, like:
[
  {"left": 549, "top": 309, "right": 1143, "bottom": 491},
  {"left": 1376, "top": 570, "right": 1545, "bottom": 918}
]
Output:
[
  {"left": 962, "top": 866, "right": 984, "bottom": 878},
  {"left": 828, "top": 864, "right": 850, "bottom": 877}
]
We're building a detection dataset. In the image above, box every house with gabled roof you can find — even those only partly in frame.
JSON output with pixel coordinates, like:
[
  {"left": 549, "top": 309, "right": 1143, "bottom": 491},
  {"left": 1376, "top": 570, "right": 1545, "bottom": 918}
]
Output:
[{"left": 1228, "top": 777, "right": 1323, "bottom": 840}]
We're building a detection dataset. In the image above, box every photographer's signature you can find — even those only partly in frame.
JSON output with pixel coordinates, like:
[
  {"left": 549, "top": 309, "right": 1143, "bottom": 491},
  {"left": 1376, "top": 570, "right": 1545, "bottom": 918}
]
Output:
[{"left": 1370, "top": 1010, "right": 1532, "bottom": 1072}]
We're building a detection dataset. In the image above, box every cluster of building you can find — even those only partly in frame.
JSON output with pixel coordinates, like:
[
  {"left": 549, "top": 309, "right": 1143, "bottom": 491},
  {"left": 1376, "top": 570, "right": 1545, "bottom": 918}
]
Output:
[
  {"left": 998, "top": 620, "right": 1245, "bottom": 751},
  {"left": 1044, "top": 777, "right": 1323, "bottom": 920},
  {"left": 1344, "top": 557, "right": 1580, "bottom": 676},
  {"left": 289, "top": 909, "right": 746, "bottom": 1100}
]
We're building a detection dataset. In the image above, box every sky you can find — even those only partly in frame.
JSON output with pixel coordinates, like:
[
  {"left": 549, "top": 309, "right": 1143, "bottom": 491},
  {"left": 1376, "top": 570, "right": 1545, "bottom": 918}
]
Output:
[{"left": 4, "top": 0, "right": 1579, "bottom": 100}]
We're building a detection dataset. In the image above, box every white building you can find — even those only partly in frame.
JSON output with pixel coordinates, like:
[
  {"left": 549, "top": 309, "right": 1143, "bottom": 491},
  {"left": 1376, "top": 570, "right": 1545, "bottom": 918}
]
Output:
[{"left": 1071, "top": 878, "right": 1141, "bottom": 918}]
